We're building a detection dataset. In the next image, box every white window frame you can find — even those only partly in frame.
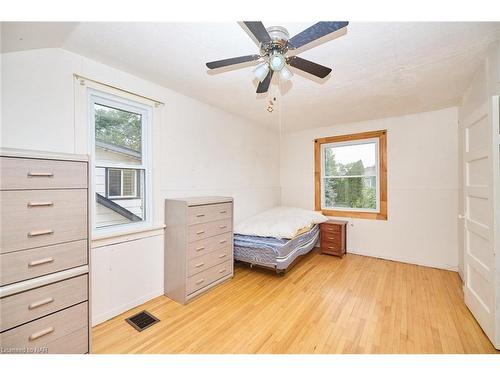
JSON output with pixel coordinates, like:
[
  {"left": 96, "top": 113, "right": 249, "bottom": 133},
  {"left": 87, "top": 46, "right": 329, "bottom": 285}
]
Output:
[
  {"left": 320, "top": 137, "right": 380, "bottom": 213},
  {"left": 88, "top": 88, "right": 153, "bottom": 234},
  {"left": 107, "top": 168, "right": 138, "bottom": 199}
]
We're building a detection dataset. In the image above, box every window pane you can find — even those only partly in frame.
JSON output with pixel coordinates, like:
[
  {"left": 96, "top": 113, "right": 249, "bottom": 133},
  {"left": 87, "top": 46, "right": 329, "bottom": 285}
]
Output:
[
  {"left": 96, "top": 168, "right": 145, "bottom": 229},
  {"left": 108, "top": 169, "right": 121, "bottom": 197},
  {"left": 94, "top": 103, "right": 142, "bottom": 165},
  {"left": 323, "top": 176, "right": 377, "bottom": 210},
  {"left": 122, "top": 170, "right": 136, "bottom": 196},
  {"left": 324, "top": 142, "right": 376, "bottom": 177}
]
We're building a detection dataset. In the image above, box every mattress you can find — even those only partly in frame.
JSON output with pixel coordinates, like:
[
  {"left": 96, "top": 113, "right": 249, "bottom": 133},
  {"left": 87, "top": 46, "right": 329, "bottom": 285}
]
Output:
[{"left": 234, "top": 224, "right": 320, "bottom": 270}]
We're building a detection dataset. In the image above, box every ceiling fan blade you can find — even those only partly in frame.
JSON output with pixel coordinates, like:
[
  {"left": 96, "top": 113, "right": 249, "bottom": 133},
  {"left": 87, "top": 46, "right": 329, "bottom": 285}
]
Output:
[
  {"left": 256, "top": 70, "right": 273, "bottom": 93},
  {"left": 242, "top": 21, "right": 272, "bottom": 44},
  {"left": 287, "top": 56, "right": 332, "bottom": 79},
  {"left": 206, "top": 54, "right": 261, "bottom": 69},
  {"left": 288, "top": 21, "right": 349, "bottom": 49}
]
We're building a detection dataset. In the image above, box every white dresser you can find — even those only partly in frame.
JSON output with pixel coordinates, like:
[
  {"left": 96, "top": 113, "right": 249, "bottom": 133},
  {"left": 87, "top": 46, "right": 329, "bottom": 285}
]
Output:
[
  {"left": 0, "top": 148, "right": 90, "bottom": 354},
  {"left": 164, "top": 197, "right": 234, "bottom": 304}
]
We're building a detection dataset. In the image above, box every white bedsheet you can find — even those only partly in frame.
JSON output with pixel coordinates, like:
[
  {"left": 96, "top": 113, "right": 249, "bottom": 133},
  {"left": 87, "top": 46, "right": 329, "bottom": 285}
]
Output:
[{"left": 234, "top": 206, "right": 329, "bottom": 239}]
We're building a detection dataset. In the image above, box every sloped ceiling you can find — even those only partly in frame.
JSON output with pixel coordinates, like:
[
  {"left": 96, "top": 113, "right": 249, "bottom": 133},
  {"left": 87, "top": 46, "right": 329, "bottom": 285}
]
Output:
[{"left": 2, "top": 22, "right": 500, "bottom": 131}]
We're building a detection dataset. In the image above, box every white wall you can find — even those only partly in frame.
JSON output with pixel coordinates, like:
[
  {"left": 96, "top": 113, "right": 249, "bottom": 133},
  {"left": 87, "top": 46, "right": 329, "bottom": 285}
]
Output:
[
  {"left": 280, "top": 107, "right": 459, "bottom": 270},
  {"left": 1, "top": 48, "right": 281, "bottom": 325}
]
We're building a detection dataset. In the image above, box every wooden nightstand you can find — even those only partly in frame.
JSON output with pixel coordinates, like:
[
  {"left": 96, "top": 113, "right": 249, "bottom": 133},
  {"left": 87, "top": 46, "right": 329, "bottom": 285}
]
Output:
[{"left": 320, "top": 220, "right": 348, "bottom": 257}]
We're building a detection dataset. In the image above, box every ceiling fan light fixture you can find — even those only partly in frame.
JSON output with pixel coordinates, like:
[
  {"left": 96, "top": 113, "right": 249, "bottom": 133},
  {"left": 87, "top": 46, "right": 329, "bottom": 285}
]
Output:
[
  {"left": 254, "top": 63, "right": 270, "bottom": 82},
  {"left": 280, "top": 65, "right": 293, "bottom": 81},
  {"left": 205, "top": 21, "right": 349, "bottom": 95},
  {"left": 269, "top": 52, "right": 285, "bottom": 71}
]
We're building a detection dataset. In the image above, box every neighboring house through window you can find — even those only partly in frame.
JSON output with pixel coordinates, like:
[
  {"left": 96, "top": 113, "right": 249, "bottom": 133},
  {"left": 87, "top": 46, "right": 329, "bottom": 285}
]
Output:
[
  {"left": 89, "top": 91, "right": 152, "bottom": 230},
  {"left": 107, "top": 168, "right": 138, "bottom": 198},
  {"left": 314, "top": 130, "right": 387, "bottom": 220}
]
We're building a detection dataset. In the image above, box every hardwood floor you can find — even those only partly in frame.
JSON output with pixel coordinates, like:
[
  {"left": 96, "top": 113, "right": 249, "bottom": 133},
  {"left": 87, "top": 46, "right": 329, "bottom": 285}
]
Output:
[{"left": 92, "top": 250, "right": 498, "bottom": 354}]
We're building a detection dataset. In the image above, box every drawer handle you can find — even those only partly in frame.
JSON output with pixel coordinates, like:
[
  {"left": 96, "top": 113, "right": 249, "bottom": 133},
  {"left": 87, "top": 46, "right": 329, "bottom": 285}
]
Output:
[
  {"left": 218, "top": 254, "right": 227, "bottom": 259},
  {"left": 196, "top": 246, "right": 205, "bottom": 251},
  {"left": 219, "top": 210, "right": 227, "bottom": 214},
  {"left": 27, "top": 172, "right": 54, "bottom": 178},
  {"left": 219, "top": 240, "right": 227, "bottom": 244},
  {"left": 28, "top": 297, "right": 55, "bottom": 310},
  {"left": 195, "top": 278, "right": 205, "bottom": 285},
  {"left": 27, "top": 201, "right": 54, "bottom": 208},
  {"left": 328, "top": 237, "right": 335, "bottom": 240},
  {"left": 219, "top": 225, "right": 227, "bottom": 229},
  {"left": 219, "top": 269, "right": 227, "bottom": 274},
  {"left": 29, "top": 326, "right": 55, "bottom": 341},
  {"left": 195, "top": 262, "right": 205, "bottom": 268},
  {"left": 28, "top": 257, "right": 55, "bottom": 267},
  {"left": 196, "top": 230, "right": 205, "bottom": 235},
  {"left": 28, "top": 229, "right": 54, "bottom": 237},
  {"left": 328, "top": 247, "right": 334, "bottom": 250},
  {"left": 196, "top": 213, "right": 205, "bottom": 217}
]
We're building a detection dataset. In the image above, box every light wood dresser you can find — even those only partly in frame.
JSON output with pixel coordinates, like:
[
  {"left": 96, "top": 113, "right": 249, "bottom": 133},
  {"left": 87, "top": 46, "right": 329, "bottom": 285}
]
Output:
[
  {"left": 0, "top": 148, "right": 90, "bottom": 354},
  {"left": 164, "top": 197, "right": 234, "bottom": 304}
]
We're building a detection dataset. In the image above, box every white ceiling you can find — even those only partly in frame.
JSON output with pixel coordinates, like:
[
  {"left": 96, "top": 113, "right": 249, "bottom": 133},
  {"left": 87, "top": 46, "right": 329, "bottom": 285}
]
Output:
[{"left": 2, "top": 22, "right": 500, "bottom": 132}]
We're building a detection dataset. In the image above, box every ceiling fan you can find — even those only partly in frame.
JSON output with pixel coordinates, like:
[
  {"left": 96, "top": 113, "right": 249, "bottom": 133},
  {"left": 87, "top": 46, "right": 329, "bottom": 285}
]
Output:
[{"left": 206, "top": 21, "right": 349, "bottom": 94}]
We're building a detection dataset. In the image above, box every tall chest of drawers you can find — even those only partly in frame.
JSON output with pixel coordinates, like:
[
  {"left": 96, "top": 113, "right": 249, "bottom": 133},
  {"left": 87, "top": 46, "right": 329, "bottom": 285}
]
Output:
[
  {"left": 164, "top": 197, "right": 234, "bottom": 304},
  {"left": 0, "top": 148, "right": 91, "bottom": 354}
]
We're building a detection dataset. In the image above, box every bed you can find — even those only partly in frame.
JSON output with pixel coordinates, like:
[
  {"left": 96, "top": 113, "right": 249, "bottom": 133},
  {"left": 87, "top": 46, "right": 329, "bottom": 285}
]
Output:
[{"left": 233, "top": 207, "right": 328, "bottom": 274}]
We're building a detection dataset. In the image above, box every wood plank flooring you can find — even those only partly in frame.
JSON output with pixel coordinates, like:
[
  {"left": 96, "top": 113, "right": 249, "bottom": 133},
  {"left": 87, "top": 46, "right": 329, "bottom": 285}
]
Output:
[{"left": 92, "top": 251, "right": 498, "bottom": 353}]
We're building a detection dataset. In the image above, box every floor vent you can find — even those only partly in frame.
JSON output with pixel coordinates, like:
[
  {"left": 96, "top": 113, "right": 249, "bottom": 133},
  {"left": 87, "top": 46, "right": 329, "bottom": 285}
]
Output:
[{"left": 125, "top": 310, "right": 160, "bottom": 332}]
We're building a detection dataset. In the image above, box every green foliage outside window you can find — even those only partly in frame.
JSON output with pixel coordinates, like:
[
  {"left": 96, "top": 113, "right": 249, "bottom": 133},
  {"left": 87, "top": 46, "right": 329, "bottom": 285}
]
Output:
[
  {"left": 95, "top": 104, "right": 142, "bottom": 152},
  {"left": 323, "top": 149, "right": 377, "bottom": 210}
]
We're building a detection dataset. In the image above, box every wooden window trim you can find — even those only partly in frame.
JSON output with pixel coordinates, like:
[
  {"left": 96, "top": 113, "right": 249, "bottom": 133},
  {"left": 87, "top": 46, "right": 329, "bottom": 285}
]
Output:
[{"left": 314, "top": 130, "right": 387, "bottom": 220}]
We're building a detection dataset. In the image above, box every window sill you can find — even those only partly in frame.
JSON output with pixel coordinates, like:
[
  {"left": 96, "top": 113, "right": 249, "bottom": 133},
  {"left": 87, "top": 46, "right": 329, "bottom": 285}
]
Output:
[
  {"left": 91, "top": 224, "right": 166, "bottom": 249},
  {"left": 321, "top": 209, "right": 387, "bottom": 221}
]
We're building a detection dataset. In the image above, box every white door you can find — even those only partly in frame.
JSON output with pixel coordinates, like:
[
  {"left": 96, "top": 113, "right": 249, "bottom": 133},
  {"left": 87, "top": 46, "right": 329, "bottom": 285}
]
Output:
[{"left": 462, "top": 97, "right": 499, "bottom": 349}]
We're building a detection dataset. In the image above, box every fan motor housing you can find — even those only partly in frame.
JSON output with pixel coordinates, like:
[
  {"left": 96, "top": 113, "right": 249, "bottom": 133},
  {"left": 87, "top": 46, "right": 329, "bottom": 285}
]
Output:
[{"left": 264, "top": 26, "right": 290, "bottom": 53}]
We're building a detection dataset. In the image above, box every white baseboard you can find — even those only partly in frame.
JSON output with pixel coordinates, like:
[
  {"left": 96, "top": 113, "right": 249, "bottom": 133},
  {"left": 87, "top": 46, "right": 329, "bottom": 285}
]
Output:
[
  {"left": 458, "top": 267, "right": 464, "bottom": 283},
  {"left": 92, "top": 289, "right": 164, "bottom": 327},
  {"left": 347, "top": 248, "right": 458, "bottom": 272}
]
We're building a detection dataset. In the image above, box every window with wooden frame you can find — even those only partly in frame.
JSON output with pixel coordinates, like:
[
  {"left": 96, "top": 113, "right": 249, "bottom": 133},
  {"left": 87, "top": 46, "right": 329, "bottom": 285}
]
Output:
[{"left": 314, "top": 130, "right": 387, "bottom": 220}]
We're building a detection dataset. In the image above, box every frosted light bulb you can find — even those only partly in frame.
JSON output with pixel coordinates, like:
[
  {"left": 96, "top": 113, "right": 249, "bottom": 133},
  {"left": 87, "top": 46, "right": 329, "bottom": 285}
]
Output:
[
  {"left": 254, "top": 63, "right": 270, "bottom": 82},
  {"left": 269, "top": 53, "right": 285, "bottom": 71},
  {"left": 280, "top": 65, "right": 293, "bottom": 81}
]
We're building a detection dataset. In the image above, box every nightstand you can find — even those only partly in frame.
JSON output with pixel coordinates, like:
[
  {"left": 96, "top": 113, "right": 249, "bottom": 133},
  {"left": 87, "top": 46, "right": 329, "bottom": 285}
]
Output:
[{"left": 320, "top": 220, "right": 348, "bottom": 257}]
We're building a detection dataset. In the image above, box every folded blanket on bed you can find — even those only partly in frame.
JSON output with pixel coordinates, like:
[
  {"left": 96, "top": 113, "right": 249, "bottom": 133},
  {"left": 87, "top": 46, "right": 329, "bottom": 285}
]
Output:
[{"left": 234, "top": 206, "right": 329, "bottom": 239}]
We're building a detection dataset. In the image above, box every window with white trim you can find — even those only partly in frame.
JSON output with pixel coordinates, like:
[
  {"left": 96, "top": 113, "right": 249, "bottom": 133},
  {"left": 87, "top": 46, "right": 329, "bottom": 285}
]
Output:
[
  {"left": 89, "top": 91, "right": 152, "bottom": 230},
  {"left": 107, "top": 168, "right": 138, "bottom": 198}
]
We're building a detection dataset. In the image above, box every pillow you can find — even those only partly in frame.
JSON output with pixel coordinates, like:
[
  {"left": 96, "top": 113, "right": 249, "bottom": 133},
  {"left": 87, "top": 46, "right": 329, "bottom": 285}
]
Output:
[{"left": 234, "top": 206, "right": 329, "bottom": 239}]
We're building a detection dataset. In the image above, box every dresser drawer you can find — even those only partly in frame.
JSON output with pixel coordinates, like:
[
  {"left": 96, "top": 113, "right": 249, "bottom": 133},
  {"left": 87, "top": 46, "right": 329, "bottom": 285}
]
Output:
[
  {"left": 0, "top": 275, "right": 88, "bottom": 332},
  {"left": 0, "top": 302, "right": 88, "bottom": 354},
  {"left": 187, "top": 203, "right": 232, "bottom": 225},
  {"left": 187, "top": 260, "right": 232, "bottom": 295},
  {"left": 187, "top": 218, "right": 232, "bottom": 243},
  {"left": 321, "top": 232, "right": 341, "bottom": 244},
  {"left": 186, "top": 232, "right": 232, "bottom": 259},
  {"left": 0, "top": 240, "right": 88, "bottom": 286},
  {"left": 0, "top": 157, "right": 87, "bottom": 190},
  {"left": 321, "top": 239, "right": 342, "bottom": 252},
  {"left": 321, "top": 225, "right": 341, "bottom": 234},
  {"left": 187, "top": 246, "right": 232, "bottom": 277},
  {"left": 0, "top": 189, "right": 87, "bottom": 254}
]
